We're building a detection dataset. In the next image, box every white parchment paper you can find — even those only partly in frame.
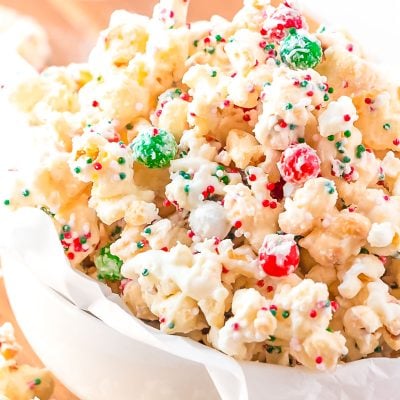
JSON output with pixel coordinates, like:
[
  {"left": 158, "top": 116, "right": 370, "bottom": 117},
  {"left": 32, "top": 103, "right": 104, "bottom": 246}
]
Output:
[{"left": 1, "top": 208, "right": 400, "bottom": 400}]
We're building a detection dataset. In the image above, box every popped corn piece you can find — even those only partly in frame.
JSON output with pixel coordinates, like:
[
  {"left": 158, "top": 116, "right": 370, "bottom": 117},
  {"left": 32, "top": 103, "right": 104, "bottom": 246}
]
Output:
[{"left": 208, "top": 288, "right": 277, "bottom": 360}]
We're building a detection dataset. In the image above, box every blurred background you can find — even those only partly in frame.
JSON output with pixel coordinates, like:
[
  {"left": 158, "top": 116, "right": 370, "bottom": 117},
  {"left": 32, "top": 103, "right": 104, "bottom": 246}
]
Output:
[{"left": 0, "top": 0, "right": 243, "bottom": 65}]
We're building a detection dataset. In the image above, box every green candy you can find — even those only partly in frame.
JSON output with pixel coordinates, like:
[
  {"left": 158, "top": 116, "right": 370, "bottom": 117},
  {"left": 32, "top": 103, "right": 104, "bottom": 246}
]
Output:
[
  {"left": 280, "top": 29, "right": 322, "bottom": 70},
  {"left": 95, "top": 245, "right": 123, "bottom": 282},
  {"left": 131, "top": 128, "right": 177, "bottom": 169}
]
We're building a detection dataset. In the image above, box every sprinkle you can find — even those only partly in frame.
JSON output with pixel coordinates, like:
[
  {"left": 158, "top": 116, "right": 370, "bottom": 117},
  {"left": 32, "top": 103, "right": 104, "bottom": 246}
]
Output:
[
  {"left": 330, "top": 301, "right": 339, "bottom": 312},
  {"left": 187, "top": 230, "right": 195, "bottom": 239},
  {"left": 137, "top": 241, "right": 145, "bottom": 249},
  {"left": 221, "top": 175, "right": 230, "bottom": 185},
  {"left": 315, "top": 356, "right": 323, "bottom": 364},
  {"left": 374, "top": 346, "right": 382, "bottom": 353},
  {"left": 184, "top": 184, "right": 190, "bottom": 193},
  {"left": 92, "top": 100, "right": 99, "bottom": 107},
  {"left": 270, "top": 309, "right": 277, "bottom": 317},
  {"left": 117, "top": 157, "right": 126, "bottom": 165},
  {"left": 326, "top": 327, "right": 333, "bottom": 333},
  {"left": 233, "top": 322, "right": 240, "bottom": 331},
  {"left": 355, "top": 144, "right": 366, "bottom": 158},
  {"left": 262, "top": 199, "right": 270, "bottom": 208},
  {"left": 342, "top": 156, "right": 351, "bottom": 163},
  {"left": 344, "top": 130, "right": 352, "bottom": 138},
  {"left": 215, "top": 34, "right": 222, "bottom": 42},
  {"left": 383, "top": 195, "right": 390, "bottom": 201},
  {"left": 243, "top": 114, "right": 251, "bottom": 122},
  {"left": 309, "top": 309, "right": 317, "bottom": 318},
  {"left": 269, "top": 201, "right": 278, "bottom": 209},
  {"left": 364, "top": 97, "right": 372, "bottom": 105},
  {"left": 257, "top": 279, "right": 265, "bottom": 287},
  {"left": 207, "top": 185, "right": 215, "bottom": 193},
  {"left": 80, "top": 237, "right": 87, "bottom": 244},
  {"left": 144, "top": 228, "right": 152, "bottom": 235},
  {"left": 62, "top": 225, "right": 71, "bottom": 232},
  {"left": 234, "top": 221, "right": 242, "bottom": 229},
  {"left": 278, "top": 119, "right": 287, "bottom": 128},
  {"left": 394, "top": 138, "right": 400, "bottom": 146},
  {"left": 142, "top": 268, "right": 149, "bottom": 276},
  {"left": 323, "top": 94, "right": 330, "bottom": 102},
  {"left": 328, "top": 87, "right": 334, "bottom": 94},
  {"left": 86, "top": 158, "right": 92, "bottom": 164},
  {"left": 285, "top": 103, "right": 293, "bottom": 110},
  {"left": 306, "top": 91, "right": 314, "bottom": 97},
  {"left": 383, "top": 123, "right": 391, "bottom": 130},
  {"left": 210, "top": 70, "right": 217, "bottom": 77},
  {"left": 119, "top": 172, "right": 127, "bottom": 180},
  {"left": 267, "top": 285, "right": 274, "bottom": 293},
  {"left": 298, "top": 138, "right": 305, "bottom": 143},
  {"left": 34, "top": 378, "right": 42, "bottom": 385},
  {"left": 193, "top": 39, "right": 199, "bottom": 47},
  {"left": 207, "top": 47, "right": 216, "bottom": 54},
  {"left": 266, "top": 182, "right": 276, "bottom": 191},
  {"left": 168, "top": 322, "right": 175, "bottom": 329},
  {"left": 300, "top": 80, "right": 308, "bottom": 87},
  {"left": 93, "top": 162, "right": 102, "bottom": 170},
  {"left": 324, "top": 182, "right": 335, "bottom": 194},
  {"left": 268, "top": 335, "right": 276, "bottom": 342},
  {"left": 282, "top": 310, "right": 290, "bottom": 319},
  {"left": 67, "top": 252, "right": 75, "bottom": 260},
  {"left": 161, "top": 247, "right": 169, "bottom": 252},
  {"left": 22, "top": 189, "right": 30, "bottom": 197},
  {"left": 74, "top": 166, "right": 82, "bottom": 174},
  {"left": 248, "top": 174, "right": 257, "bottom": 182},
  {"left": 289, "top": 124, "right": 296, "bottom": 130},
  {"left": 3, "top": 199, "right": 10, "bottom": 206},
  {"left": 343, "top": 114, "right": 351, "bottom": 122}
]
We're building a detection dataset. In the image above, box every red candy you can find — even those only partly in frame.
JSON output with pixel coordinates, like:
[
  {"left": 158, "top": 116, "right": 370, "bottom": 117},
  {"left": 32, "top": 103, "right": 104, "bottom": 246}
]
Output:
[
  {"left": 259, "top": 234, "right": 300, "bottom": 277},
  {"left": 278, "top": 143, "right": 321, "bottom": 185},
  {"left": 262, "top": 4, "right": 305, "bottom": 41}
]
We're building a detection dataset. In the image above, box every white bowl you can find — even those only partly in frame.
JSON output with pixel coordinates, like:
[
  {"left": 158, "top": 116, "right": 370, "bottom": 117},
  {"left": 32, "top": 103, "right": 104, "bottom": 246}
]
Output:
[{"left": 2, "top": 252, "right": 219, "bottom": 400}]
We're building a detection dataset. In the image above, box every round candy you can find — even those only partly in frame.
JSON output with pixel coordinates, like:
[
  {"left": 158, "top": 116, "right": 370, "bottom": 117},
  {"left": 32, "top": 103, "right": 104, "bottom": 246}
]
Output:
[
  {"left": 131, "top": 128, "right": 177, "bottom": 169},
  {"left": 278, "top": 143, "right": 321, "bottom": 185},
  {"left": 279, "top": 29, "right": 322, "bottom": 70},
  {"left": 263, "top": 4, "right": 305, "bottom": 41},
  {"left": 259, "top": 234, "right": 299, "bottom": 277}
]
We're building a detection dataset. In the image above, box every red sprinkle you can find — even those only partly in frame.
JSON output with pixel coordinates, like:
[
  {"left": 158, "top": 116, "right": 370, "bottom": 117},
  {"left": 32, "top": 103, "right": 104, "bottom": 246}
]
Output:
[
  {"left": 330, "top": 301, "right": 339, "bottom": 312},
  {"left": 364, "top": 97, "right": 373, "bottom": 105},
  {"left": 309, "top": 309, "right": 317, "bottom": 318},
  {"left": 343, "top": 114, "right": 351, "bottom": 122},
  {"left": 163, "top": 199, "right": 172, "bottom": 207},
  {"left": 306, "top": 91, "right": 314, "bottom": 97},
  {"left": 222, "top": 265, "right": 229, "bottom": 274},
  {"left": 207, "top": 185, "right": 215, "bottom": 194},
  {"left": 262, "top": 199, "right": 270, "bottom": 208},
  {"left": 346, "top": 44, "right": 354, "bottom": 52},
  {"left": 257, "top": 279, "right": 265, "bottom": 287},
  {"left": 384, "top": 195, "right": 390, "bottom": 201},
  {"left": 266, "top": 285, "right": 274, "bottom": 293},
  {"left": 260, "top": 28, "right": 267, "bottom": 36},
  {"left": 93, "top": 162, "right": 102, "bottom": 170},
  {"left": 266, "top": 182, "right": 276, "bottom": 191},
  {"left": 161, "top": 247, "right": 169, "bottom": 252},
  {"left": 269, "top": 201, "right": 277, "bottom": 209},
  {"left": 278, "top": 119, "right": 288, "bottom": 128},
  {"left": 187, "top": 230, "right": 195, "bottom": 239},
  {"left": 234, "top": 221, "right": 242, "bottom": 229},
  {"left": 243, "top": 114, "right": 251, "bottom": 122},
  {"left": 270, "top": 304, "right": 278, "bottom": 311},
  {"left": 204, "top": 37, "right": 211, "bottom": 44},
  {"left": 248, "top": 174, "right": 257, "bottom": 182},
  {"left": 233, "top": 322, "right": 240, "bottom": 331},
  {"left": 393, "top": 138, "right": 400, "bottom": 146},
  {"left": 67, "top": 252, "right": 75, "bottom": 260},
  {"left": 315, "top": 356, "right": 323, "bottom": 364},
  {"left": 92, "top": 100, "right": 99, "bottom": 107},
  {"left": 223, "top": 100, "right": 231, "bottom": 107}
]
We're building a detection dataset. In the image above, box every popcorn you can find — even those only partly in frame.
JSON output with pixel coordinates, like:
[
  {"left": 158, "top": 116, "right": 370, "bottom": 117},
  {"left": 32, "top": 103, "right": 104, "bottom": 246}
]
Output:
[{"left": 6, "top": 0, "right": 400, "bottom": 371}]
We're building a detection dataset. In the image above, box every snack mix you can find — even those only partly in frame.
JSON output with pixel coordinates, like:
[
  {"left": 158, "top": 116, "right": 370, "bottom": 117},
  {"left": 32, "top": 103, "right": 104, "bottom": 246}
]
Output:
[{"left": 4, "top": 0, "right": 400, "bottom": 370}]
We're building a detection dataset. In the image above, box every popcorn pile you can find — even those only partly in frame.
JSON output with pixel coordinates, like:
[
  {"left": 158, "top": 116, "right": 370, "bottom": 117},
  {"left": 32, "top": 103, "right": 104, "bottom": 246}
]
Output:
[
  {"left": 0, "top": 322, "right": 54, "bottom": 400},
  {"left": 3, "top": 0, "right": 400, "bottom": 370}
]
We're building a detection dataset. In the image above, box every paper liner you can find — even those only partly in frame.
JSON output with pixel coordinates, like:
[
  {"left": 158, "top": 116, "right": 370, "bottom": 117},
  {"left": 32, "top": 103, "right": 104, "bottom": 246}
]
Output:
[{"left": 1, "top": 208, "right": 400, "bottom": 400}]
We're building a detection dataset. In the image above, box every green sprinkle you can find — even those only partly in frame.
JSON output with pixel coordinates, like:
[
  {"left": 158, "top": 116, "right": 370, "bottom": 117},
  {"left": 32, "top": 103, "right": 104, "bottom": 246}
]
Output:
[
  {"left": 327, "top": 135, "right": 335, "bottom": 141},
  {"left": 211, "top": 70, "right": 217, "bottom": 77},
  {"left": 266, "top": 346, "right": 274, "bottom": 354},
  {"left": 335, "top": 141, "right": 345, "bottom": 153},
  {"left": 22, "top": 189, "right": 30, "bottom": 197},
  {"left": 179, "top": 170, "right": 191, "bottom": 179},
  {"left": 342, "top": 156, "right": 351, "bottom": 163},
  {"left": 300, "top": 80, "right": 308, "bottom": 87},
  {"left": 174, "top": 88, "right": 182, "bottom": 96},
  {"left": 137, "top": 241, "right": 145, "bottom": 249},
  {"left": 326, "top": 327, "right": 333, "bottom": 333},
  {"left": 221, "top": 175, "right": 230, "bottom": 185},
  {"left": 59, "top": 233, "right": 64, "bottom": 240},
  {"left": 298, "top": 138, "right": 305, "bottom": 143},
  {"left": 215, "top": 34, "right": 222, "bottom": 42},
  {"left": 74, "top": 167, "right": 81, "bottom": 174},
  {"left": 374, "top": 346, "right": 382, "bottom": 353},
  {"left": 62, "top": 225, "right": 71, "bottom": 232},
  {"left": 285, "top": 102, "right": 293, "bottom": 110},
  {"left": 344, "top": 130, "right": 352, "bottom": 138},
  {"left": 118, "top": 157, "right": 126, "bottom": 165},
  {"left": 328, "top": 87, "right": 334, "bottom": 94},
  {"left": 184, "top": 184, "right": 190, "bottom": 193},
  {"left": 356, "top": 144, "right": 366, "bottom": 159},
  {"left": 125, "top": 123, "right": 133, "bottom": 130},
  {"left": 193, "top": 39, "right": 199, "bottom": 47},
  {"left": 207, "top": 47, "right": 216, "bottom": 54},
  {"left": 270, "top": 309, "right": 277, "bottom": 317},
  {"left": 111, "top": 226, "right": 122, "bottom": 237},
  {"left": 282, "top": 310, "right": 290, "bottom": 319},
  {"left": 142, "top": 268, "right": 149, "bottom": 276},
  {"left": 289, "top": 124, "right": 296, "bottom": 130},
  {"left": 87, "top": 158, "right": 93, "bottom": 164},
  {"left": 216, "top": 165, "right": 225, "bottom": 171},
  {"left": 3, "top": 199, "right": 10, "bottom": 206},
  {"left": 95, "top": 245, "right": 123, "bottom": 282},
  {"left": 265, "top": 43, "right": 275, "bottom": 50},
  {"left": 323, "top": 94, "right": 330, "bottom": 102},
  {"left": 268, "top": 335, "right": 276, "bottom": 342},
  {"left": 324, "top": 181, "right": 335, "bottom": 194},
  {"left": 383, "top": 123, "right": 391, "bottom": 130},
  {"left": 168, "top": 322, "right": 175, "bottom": 329},
  {"left": 34, "top": 378, "right": 42, "bottom": 385},
  {"left": 80, "top": 237, "right": 87, "bottom": 244},
  {"left": 360, "top": 247, "right": 369, "bottom": 254},
  {"left": 119, "top": 172, "right": 127, "bottom": 180},
  {"left": 144, "top": 227, "right": 152, "bottom": 235}
]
